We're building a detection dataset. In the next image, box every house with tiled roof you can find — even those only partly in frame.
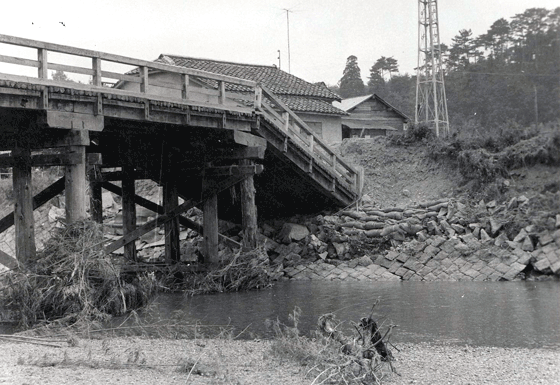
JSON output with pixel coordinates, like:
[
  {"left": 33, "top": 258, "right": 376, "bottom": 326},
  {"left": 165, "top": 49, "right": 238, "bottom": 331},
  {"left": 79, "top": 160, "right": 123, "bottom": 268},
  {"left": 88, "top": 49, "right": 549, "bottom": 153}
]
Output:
[
  {"left": 117, "top": 55, "right": 348, "bottom": 143},
  {"left": 333, "top": 94, "right": 410, "bottom": 138}
]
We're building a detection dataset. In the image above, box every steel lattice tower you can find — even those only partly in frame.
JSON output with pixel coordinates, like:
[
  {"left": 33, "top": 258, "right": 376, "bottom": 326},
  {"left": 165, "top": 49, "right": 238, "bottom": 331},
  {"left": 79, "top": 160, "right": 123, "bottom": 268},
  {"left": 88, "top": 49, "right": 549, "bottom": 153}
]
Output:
[{"left": 415, "top": 0, "right": 450, "bottom": 137}]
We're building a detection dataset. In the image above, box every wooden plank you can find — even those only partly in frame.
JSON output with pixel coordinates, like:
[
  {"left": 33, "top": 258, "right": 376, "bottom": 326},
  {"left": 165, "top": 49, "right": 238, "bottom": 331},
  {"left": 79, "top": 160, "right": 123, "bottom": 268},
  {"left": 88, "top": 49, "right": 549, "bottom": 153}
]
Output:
[
  {"left": 240, "top": 160, "right": 257, "bottom": 250},
  {"left": 231, "top": 130, "right": 267, "bottom": 148},
  {"left": 0, "top": 153, "right": 78, "bottom": 167},
  {"left": 39, "top": 128, "right": 90, "bottom": 148},
  {"left": 0, "top": 54, "right": 39, "bottom": 68},
  {"left": 203, "top": 186, "right": 219, "bottom": 264},
  {"left": 224, "top": 91, "right": 254, "bottom": 102},
  {"left": 101, "top": 181, "right": 241, "bottom": 249},
  {"left": 13, "top": 148, "right": 36, "bottom": 263},
  {"left": 87, "top": 153, "right": 102, "bottom": 165},
  {"left": 101, "top": 70, "right": 142, "bottom": 83},
  {"left": 37, "top": 48, "right": 48, "bottom": 79},
  {"left": 92, "top": 57, "right": 102, "bottom": 87},
  {"left": 181, "top": 74, "right": 190, "bottom": 100},
  {"left": 282, "top": 112, "right": 289, "bottom": 132},
  {"left": 105, "top": 199, "right": 196, "bottom": 254},
  {"left": 180, "top": 146, "right": 265, "bottom": 162},
  {"left": 0, "top": 250, "right": 18, "bottom": 270},
  {"left": 122, "top": 139, "right": 137, "bottom": 261},
  {"left": 140, "top": 66, "right": 149, "bottom": 94},
  {"left": 0, "top": 177, "right": 65, "bottom": 234},
  {"left": 254, "top": 86, "right": 262, "bottom": 109},
  {"left": 180, "top": 164, "right": 263, "bottom": 177},
  {"left": 42, "top": 111, "right": 104, "bottom": 131},
  {"left": 64, "top": 145, "right": 87, "bottom": 223},
  {"left": 218, "top": 81, "right": 226, "bottom": 104},
  {"left": 48, "top": 62, "right": 94, "bottom": 77},
  {"left": 163, "top": 147, "right": 180, "bottom": 264},
  {"left": 89, "top": 166, "right": 103, "bottom": 223}
]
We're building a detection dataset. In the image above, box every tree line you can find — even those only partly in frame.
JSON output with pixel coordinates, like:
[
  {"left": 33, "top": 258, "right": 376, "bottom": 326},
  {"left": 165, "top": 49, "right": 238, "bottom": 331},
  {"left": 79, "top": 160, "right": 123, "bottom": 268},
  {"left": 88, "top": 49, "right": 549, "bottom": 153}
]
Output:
[{"left": 334, "top": 7, "right": 560, "bottom": 132}]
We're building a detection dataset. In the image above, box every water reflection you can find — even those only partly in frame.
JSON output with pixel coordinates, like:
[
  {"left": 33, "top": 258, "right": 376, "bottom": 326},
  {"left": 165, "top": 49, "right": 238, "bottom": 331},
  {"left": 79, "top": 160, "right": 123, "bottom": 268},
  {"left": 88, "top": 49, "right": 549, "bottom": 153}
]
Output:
[{"left": 142, "top": 281, "right": 559, "bottom": 349}]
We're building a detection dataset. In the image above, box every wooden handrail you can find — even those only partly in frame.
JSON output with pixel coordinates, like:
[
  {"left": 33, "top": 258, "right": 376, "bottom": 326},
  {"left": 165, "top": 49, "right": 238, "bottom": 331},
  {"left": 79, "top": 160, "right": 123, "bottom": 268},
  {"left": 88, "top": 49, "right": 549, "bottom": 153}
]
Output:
[
  {"left": 258, "top": 85, "right": 359, "bottom": 189},
  {"left": 0, "top": 34, "right": 257, "bottom": 88}
]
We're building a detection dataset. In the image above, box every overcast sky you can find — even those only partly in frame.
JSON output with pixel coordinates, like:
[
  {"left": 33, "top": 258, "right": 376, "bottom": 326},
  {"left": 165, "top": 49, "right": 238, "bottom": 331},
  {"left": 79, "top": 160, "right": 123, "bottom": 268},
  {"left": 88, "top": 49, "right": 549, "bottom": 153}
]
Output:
[{"left": 1, "top": 0, "right": 558, "bottom": 86}]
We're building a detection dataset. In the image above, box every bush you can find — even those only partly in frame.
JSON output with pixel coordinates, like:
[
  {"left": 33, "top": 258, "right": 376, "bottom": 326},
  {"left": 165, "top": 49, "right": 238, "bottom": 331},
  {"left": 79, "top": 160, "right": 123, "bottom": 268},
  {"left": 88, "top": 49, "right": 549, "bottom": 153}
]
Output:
[{"left": 389, "top": 123, "right": 435, "bottom": 146}]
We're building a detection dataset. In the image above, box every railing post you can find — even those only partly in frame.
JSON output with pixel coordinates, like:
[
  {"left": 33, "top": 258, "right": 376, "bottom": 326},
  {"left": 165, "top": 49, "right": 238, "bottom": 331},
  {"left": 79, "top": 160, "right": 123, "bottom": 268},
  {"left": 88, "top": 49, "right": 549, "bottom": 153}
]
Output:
[
  {"left": 282, "top": 112, "right": 289, "bottom": 132},
  {"left": 357, "top": 166, "right": 365, "bottom": 195},
  {"left": 92, "top": 57, "right": 102, "bottom": 87},
  {"left": 254, "top": 85, "right": 262, "bottom": 109},
  {"left": 309, "top": 134, "right": 314, "bottom": 154},
  {"left": 140, "top": 66, "right": 149, "bottom": 93},
  {"left": 218, "top": 81, "right": 226, "bottom": 104},
  {"left": 332, "top": 153, "right": 337, "bottom": 172},
  {"left": 37, "top": 48, "right": 48, "bottom": 79},
  {"left": 181, "top": 74, "right": 190, "bottom": 99}
]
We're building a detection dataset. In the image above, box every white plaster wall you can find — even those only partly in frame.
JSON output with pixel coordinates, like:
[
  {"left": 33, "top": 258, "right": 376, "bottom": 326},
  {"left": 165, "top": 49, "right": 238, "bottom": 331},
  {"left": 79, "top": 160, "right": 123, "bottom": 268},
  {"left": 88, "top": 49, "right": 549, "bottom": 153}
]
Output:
[{"left": 298, "top": 113, "right": 342, "bottom": 144}]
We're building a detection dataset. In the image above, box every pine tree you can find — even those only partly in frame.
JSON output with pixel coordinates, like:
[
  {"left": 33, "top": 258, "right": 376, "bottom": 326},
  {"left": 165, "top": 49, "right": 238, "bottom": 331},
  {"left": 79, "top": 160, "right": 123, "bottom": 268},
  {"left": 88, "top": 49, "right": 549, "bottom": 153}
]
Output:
[{"left": 339, "top": 55, "right": 365, "bottom": 98}]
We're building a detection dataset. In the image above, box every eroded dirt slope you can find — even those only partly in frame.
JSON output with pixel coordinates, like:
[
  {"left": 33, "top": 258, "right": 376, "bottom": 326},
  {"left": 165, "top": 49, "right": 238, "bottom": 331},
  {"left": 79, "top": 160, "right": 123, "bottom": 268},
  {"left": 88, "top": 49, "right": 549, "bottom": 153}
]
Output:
[
  {"left": 334, "top": 136, "right": 560, "bottom": 208},
  {"left": 335, "top": 137, "right": 462, "bottom": 208}
]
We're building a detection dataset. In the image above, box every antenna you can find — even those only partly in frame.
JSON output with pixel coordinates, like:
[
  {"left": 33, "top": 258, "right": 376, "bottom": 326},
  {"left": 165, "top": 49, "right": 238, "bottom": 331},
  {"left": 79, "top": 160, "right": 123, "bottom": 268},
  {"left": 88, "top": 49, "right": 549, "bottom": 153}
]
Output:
[
  {"left": 283, "top": 8, "right": 292, "bottom": 73},
  {"left": 278, "top": 49, "right": 281, "bottom": 69},
  {"left": 415, "top": 0, "right": 450, "bottom": 137}
]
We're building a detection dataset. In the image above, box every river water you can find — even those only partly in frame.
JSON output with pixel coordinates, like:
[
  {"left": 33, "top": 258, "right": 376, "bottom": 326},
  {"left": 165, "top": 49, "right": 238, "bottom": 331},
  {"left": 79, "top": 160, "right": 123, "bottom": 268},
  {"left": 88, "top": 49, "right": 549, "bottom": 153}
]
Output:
[{"left": 143, "top": 281, "right": 560, "bottom": 349}]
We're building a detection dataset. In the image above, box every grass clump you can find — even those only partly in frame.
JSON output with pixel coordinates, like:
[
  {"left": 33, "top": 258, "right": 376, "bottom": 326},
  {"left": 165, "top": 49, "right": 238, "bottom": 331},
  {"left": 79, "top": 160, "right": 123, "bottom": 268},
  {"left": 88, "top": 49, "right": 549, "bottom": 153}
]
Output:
[{"left": 0, "top": 220, "right": 157, "bottom": 330}]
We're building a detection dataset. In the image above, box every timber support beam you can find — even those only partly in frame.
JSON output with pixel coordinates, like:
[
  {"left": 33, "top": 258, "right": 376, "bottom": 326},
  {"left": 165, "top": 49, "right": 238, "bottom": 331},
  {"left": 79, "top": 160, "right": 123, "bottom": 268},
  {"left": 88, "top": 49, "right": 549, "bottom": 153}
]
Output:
[
  {"left": 240, "top": 159, "right": 258, "bottom": 250},
  {"left": 12, "top": 147, "right": 36, "bottom": 264}
]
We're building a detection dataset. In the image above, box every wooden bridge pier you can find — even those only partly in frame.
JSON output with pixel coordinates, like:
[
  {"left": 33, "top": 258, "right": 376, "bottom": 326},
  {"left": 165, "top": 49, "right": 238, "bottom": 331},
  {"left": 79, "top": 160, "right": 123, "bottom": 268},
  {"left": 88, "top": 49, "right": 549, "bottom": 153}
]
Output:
[
  {"left": 0, "top": 125, "right": 95, "bottom": 266},
  {"left": 0, "top": 33, "right": 361, "bottom": 270}
]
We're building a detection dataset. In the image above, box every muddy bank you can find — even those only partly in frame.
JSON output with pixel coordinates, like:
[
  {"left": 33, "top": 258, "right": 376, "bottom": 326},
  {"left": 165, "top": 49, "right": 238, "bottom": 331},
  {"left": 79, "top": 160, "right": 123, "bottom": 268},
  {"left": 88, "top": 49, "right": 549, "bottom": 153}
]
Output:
[{"left": 1, "top": 337, "right": 559, "bottom": 385}]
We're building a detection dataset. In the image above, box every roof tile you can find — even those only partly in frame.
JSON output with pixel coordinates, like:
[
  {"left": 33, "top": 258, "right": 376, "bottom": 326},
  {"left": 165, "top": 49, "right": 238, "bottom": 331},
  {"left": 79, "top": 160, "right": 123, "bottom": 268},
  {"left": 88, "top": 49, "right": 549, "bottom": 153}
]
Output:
[{"left": 158, "top": 55, "right": 341, "bottom": 101}]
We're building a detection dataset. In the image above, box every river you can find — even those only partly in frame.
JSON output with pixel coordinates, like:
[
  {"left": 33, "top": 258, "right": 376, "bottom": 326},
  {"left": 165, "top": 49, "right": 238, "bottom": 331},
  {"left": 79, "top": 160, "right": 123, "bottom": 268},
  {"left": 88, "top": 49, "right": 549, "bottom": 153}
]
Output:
[{"left": 142, "top": 280, "right": 560, "bottom": 349}]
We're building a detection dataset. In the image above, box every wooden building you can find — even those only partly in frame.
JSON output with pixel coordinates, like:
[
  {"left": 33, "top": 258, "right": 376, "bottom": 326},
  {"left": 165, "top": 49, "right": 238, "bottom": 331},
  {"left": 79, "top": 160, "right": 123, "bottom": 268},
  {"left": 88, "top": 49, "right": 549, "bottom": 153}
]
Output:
[
  {"left": 148, "top": 55, "right": 349, "bottom": 144},
  {"left": 333, "top": 94, "right": 410, "bottom": 138}
]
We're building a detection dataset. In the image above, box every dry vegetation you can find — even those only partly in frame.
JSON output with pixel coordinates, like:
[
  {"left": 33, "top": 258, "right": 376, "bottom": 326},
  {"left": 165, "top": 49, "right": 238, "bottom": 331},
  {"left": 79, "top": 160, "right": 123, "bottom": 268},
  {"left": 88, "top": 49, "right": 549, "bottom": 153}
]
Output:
[
  {"left": 268, "top": 306, "right": 397, "bottom": 385},
  {"left": 179, "top": 247, "right": 276, "bottom": 295},
  {"left": 0, "top": 220, "right": 157, "bottom": 330}
]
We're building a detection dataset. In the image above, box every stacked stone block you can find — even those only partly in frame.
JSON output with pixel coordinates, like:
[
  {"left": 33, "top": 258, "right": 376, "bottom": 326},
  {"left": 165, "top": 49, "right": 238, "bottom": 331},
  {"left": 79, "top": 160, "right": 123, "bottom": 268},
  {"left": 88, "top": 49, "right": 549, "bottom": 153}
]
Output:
[{"left": 280, "top": 195, "right": 560, "bottom": 282}]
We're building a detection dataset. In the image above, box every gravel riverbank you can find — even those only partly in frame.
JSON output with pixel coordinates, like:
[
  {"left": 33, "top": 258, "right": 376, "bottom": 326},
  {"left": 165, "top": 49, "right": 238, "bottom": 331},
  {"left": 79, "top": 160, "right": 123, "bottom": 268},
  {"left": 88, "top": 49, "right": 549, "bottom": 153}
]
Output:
[{"left": 1, "top": 337, "right": 558, "bottom": 384}]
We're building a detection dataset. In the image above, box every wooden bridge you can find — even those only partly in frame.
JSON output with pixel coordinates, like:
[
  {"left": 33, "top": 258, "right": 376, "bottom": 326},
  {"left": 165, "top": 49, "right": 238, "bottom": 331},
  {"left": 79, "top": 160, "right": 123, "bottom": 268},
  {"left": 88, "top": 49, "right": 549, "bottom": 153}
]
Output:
[{"left": 0, "top": 34, "right": 362, "bottom": 268}]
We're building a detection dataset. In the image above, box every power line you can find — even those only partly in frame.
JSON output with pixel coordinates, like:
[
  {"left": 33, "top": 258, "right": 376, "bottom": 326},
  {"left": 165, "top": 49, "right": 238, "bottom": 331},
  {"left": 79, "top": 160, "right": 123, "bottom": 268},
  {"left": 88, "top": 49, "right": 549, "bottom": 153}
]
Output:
[{"left": 450, "top": 71, "right": 559, "bottom": 77}]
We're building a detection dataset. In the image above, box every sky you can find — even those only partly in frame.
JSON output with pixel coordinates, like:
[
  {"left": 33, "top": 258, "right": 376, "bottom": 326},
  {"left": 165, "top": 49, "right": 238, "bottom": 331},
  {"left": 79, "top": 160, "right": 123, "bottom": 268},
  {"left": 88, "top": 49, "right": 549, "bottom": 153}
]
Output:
[{"left": 1, "top": 0, "right": 558, "bottom": 86}]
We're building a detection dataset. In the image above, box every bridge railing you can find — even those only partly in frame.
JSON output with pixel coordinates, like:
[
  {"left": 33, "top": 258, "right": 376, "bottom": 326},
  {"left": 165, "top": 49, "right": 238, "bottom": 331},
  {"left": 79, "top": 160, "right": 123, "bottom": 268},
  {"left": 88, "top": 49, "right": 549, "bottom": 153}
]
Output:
[
  {"left": 0, "top": 34, "right": 259, "bottom": 110},
  {"left": 259, "top": 86, "right": 362, "bottom": 194}
]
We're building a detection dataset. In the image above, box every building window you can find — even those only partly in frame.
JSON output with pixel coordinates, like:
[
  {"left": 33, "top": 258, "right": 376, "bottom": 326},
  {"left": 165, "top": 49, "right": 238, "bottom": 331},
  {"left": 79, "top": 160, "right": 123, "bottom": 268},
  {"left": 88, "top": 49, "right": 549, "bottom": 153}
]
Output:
[{"left": 305, "top": 121, "right": 323, "bottom": 139}]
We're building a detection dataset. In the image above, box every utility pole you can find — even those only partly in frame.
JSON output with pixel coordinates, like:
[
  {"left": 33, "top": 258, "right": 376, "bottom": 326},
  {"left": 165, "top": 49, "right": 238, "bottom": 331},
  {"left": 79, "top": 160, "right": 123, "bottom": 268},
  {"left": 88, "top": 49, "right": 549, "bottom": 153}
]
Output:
[
  {"left": 278, "top": 49, "right": 281, "bottom": 69},
  {"left": 415, "top": 0, "right": 450, "bottom": 137},
  {"left": 283, "top": 8, "right": 292, "bottom": 73}
]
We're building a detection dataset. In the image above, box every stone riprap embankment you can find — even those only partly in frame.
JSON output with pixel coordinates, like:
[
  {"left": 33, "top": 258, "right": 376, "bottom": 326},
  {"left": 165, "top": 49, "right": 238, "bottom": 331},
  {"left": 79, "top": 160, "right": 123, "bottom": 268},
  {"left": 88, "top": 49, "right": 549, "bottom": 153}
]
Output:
[{"left": 276, "top": 194, "right": 560, "bottom": 281}]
